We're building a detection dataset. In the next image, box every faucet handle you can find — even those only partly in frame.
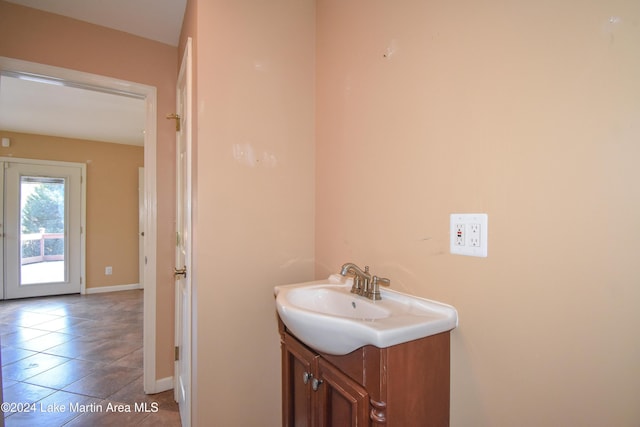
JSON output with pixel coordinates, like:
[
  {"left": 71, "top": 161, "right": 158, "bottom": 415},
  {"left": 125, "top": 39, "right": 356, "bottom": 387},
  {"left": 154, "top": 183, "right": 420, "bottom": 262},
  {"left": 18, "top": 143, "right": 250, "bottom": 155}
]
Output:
[
  {"left": 373, "top": 276, "right": 390, "bottom": 286},
  {"left": 367, "top": 275, "right": 391, "bottom": 300}
]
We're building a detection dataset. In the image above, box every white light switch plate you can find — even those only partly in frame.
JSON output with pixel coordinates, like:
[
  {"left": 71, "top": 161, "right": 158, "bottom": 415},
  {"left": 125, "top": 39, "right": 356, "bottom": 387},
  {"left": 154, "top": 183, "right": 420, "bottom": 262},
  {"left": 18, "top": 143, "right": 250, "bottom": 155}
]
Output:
[{"left": 450, "top": 213, "right": 488, "bottom": 257}]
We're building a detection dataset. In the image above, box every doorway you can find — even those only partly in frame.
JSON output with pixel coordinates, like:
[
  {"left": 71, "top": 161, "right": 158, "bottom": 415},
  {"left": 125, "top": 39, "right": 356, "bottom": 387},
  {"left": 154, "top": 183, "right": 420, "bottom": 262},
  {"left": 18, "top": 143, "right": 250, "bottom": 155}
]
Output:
[
  {"left": 1, "top": 159, "right": 85, "bottom": 300},
  {"left": 0, "top": 56, "right": 160, "bottom": 394}
]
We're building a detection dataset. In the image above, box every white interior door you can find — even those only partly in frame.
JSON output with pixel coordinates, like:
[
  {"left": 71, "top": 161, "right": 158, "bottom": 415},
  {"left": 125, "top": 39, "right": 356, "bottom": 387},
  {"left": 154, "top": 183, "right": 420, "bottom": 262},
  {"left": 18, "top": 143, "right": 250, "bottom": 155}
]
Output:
[
  {"left": 174, "top": 37, "right": 192, "bottom": 427},
  {"left": 2, "top": 160, "right": 85, "bottom": 299}
]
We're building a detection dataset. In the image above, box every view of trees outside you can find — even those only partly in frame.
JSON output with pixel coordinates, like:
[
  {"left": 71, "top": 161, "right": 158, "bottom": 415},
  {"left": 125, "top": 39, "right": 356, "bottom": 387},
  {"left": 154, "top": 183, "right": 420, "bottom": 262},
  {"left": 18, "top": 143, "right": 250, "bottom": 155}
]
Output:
[{"left": 21, "top": 178, "right": 65, "bottom": 259}]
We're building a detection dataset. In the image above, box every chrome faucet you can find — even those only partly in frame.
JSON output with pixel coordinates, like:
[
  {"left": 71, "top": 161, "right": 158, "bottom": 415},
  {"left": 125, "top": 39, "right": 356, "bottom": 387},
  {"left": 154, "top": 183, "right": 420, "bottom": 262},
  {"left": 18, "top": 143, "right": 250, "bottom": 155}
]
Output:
[{"left": 340, "top": 263, "right": 390, "bottom": 300}]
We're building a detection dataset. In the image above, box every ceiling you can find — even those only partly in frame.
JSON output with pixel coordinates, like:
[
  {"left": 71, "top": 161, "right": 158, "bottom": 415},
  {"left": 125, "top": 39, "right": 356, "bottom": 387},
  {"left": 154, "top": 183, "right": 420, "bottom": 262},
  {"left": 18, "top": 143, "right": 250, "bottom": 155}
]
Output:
[
  {"left": 0, "top": 74, "right": 147, "bottom": 146},
  {"left": 0, "top": 0, "right": 187, "bottom": 146},
  {"left": 5, "top": 0, "right": 187, "bottom": 46}
]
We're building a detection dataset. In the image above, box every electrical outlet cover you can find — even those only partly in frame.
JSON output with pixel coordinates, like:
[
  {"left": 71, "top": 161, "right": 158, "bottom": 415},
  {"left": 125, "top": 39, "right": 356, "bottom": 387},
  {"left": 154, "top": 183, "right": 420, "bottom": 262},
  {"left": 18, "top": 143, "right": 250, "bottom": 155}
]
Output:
[{"left": 450, "top": 213, "right": 488, "bottom": 257}]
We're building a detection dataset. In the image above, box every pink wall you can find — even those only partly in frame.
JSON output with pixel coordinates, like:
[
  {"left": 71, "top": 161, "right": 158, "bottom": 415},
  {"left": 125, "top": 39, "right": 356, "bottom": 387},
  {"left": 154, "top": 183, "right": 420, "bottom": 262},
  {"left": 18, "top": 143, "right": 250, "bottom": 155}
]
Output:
[
  {"left": 187, "top": 0, "right": 315, "bottom": 425},
  {"left": 316, "top": 0, "right": 640, "bottom": 425},
  {"left": 6, "top": 1, "right": 639, "bottom": 425},
  {"left": 0, "top": 0, "right": 178, "bottom": 380}
]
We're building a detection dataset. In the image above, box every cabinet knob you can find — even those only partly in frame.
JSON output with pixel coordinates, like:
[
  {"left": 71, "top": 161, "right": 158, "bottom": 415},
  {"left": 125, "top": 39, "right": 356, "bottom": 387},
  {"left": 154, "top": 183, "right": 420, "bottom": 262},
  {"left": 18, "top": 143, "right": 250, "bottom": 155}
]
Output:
[
  {"left": 311, "top": 378, "right": 323, "bottom": 391},
  {"left": 303, "top": 371, "right": 313, "bottom": 384}
]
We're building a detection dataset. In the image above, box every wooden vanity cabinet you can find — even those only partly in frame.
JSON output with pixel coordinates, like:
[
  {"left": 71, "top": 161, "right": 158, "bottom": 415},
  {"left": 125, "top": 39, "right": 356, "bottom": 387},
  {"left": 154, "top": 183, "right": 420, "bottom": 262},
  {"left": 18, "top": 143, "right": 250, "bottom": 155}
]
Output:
[
  {"left": 282, "top": 333, "right": 369, "bottom": 427},
  {"left": 280, "top": 325, "right": 451, "bottom": 427}
]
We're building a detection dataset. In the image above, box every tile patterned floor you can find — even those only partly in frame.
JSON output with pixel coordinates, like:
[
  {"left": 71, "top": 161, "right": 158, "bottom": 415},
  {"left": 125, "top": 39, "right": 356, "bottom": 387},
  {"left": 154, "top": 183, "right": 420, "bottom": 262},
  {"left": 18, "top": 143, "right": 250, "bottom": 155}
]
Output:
[{"left": 1, "top": 290, "right": 181, "bottom": 426}]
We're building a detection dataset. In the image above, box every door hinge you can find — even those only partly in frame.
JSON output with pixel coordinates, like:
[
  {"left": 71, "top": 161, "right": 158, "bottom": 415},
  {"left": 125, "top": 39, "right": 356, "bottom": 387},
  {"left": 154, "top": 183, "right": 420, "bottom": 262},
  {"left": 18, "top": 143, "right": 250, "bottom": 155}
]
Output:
[
  {"left": 166, "top": 113, "right": 181, "bottom": 132},
  {"left": 175, "top": 346, "right": 180, "bottom": 361}
]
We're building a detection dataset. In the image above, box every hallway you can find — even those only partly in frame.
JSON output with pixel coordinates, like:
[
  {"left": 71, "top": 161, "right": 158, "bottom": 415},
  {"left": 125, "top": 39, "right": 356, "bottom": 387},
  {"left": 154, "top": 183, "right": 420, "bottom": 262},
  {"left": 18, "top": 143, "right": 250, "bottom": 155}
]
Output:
[{"left": 1, "top": 290, "right": 180, "bottom": 426}]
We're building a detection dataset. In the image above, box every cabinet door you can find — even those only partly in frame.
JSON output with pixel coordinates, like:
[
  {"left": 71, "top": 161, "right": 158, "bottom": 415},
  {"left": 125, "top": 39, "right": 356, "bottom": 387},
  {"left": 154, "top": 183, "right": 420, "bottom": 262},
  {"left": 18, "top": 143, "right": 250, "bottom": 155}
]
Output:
[
  {"left": 282, "top": 335, "right": 317, "bottom": 427},
  {"left": 316, "top": 358, "right": 370, "bottom": 427}
]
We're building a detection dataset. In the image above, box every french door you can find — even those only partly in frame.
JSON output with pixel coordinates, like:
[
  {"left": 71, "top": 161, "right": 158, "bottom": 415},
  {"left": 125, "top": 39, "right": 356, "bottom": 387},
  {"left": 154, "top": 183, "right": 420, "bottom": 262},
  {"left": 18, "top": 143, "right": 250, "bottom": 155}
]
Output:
[{"left": 1, "top": 159, "right": 85, "bottom": 300}]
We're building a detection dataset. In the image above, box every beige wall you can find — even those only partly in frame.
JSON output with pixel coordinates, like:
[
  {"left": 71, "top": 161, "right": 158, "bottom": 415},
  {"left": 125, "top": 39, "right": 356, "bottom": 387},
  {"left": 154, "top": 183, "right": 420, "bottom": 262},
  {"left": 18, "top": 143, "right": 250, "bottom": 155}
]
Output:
[
  {"left": 186, "top": 0, "right": 315, "bottom": 425},
  {"left": 0, "top": 0, "right": 178, "bottom": 379},
  {"left": 316, "top": 0, "right": 640, "bottom": 425},
  {"left": 4, "top": 1, "right": 638, "bottom": 425},
  {"left": 0, "top": 131, "right": 143, "bottom": 289}
]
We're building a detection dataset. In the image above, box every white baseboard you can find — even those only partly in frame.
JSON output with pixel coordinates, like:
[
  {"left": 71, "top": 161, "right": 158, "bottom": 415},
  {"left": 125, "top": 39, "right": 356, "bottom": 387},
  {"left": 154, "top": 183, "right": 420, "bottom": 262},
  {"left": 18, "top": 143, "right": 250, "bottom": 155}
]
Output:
[
  {"left": 85, "top": 283, "right": 141, "bottom": 294},
  {"left": 144, "top": 376, "right": 173, "bottom": 394},
  {"left": 153, "top": 376, "right": 174, "bottom": 394}
]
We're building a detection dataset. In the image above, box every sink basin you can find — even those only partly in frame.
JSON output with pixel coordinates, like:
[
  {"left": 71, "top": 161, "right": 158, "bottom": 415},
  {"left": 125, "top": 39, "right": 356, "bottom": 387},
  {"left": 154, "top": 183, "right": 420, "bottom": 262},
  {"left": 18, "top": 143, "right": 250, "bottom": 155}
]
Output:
[{"left": 275, "top": 274, "right": 458, "bottom": 355}]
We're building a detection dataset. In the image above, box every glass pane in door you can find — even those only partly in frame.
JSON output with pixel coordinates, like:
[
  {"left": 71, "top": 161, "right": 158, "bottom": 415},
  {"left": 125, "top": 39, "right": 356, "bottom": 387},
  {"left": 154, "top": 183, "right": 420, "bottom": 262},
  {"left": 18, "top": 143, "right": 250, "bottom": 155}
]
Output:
[{"left": 20, "top": 176, "right": 66, "bottom": 285}]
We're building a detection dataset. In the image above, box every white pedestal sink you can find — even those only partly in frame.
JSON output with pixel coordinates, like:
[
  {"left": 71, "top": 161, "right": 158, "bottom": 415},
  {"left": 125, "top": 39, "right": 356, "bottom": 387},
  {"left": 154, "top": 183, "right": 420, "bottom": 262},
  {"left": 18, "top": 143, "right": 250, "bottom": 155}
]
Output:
[{"left": 275, "top": 274, "right": 458, "bottom": 355}]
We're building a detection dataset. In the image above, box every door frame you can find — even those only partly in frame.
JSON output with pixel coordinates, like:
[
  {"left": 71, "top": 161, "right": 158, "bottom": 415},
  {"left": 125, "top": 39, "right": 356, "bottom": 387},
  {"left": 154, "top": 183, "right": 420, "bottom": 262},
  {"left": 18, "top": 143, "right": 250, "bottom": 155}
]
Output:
[
  {"left": 1, "top": 157, "right": 86, "bottom": 299},
  {"left": 0, "top": 56, "right": 160, "bottom": 393},
  {"left": 138, "top": 167, "right": 145, "bottom": 290},
  {"left": 0, "top": 161, "right": 3, "bottom": 300}
]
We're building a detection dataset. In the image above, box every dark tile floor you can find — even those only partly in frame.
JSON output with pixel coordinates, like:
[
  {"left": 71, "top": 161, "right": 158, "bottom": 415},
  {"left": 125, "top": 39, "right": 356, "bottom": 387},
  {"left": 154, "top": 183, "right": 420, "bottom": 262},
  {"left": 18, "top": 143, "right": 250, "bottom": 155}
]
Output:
[{"left": 1, "top": 290, "right": 181, "bottom": 426}]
